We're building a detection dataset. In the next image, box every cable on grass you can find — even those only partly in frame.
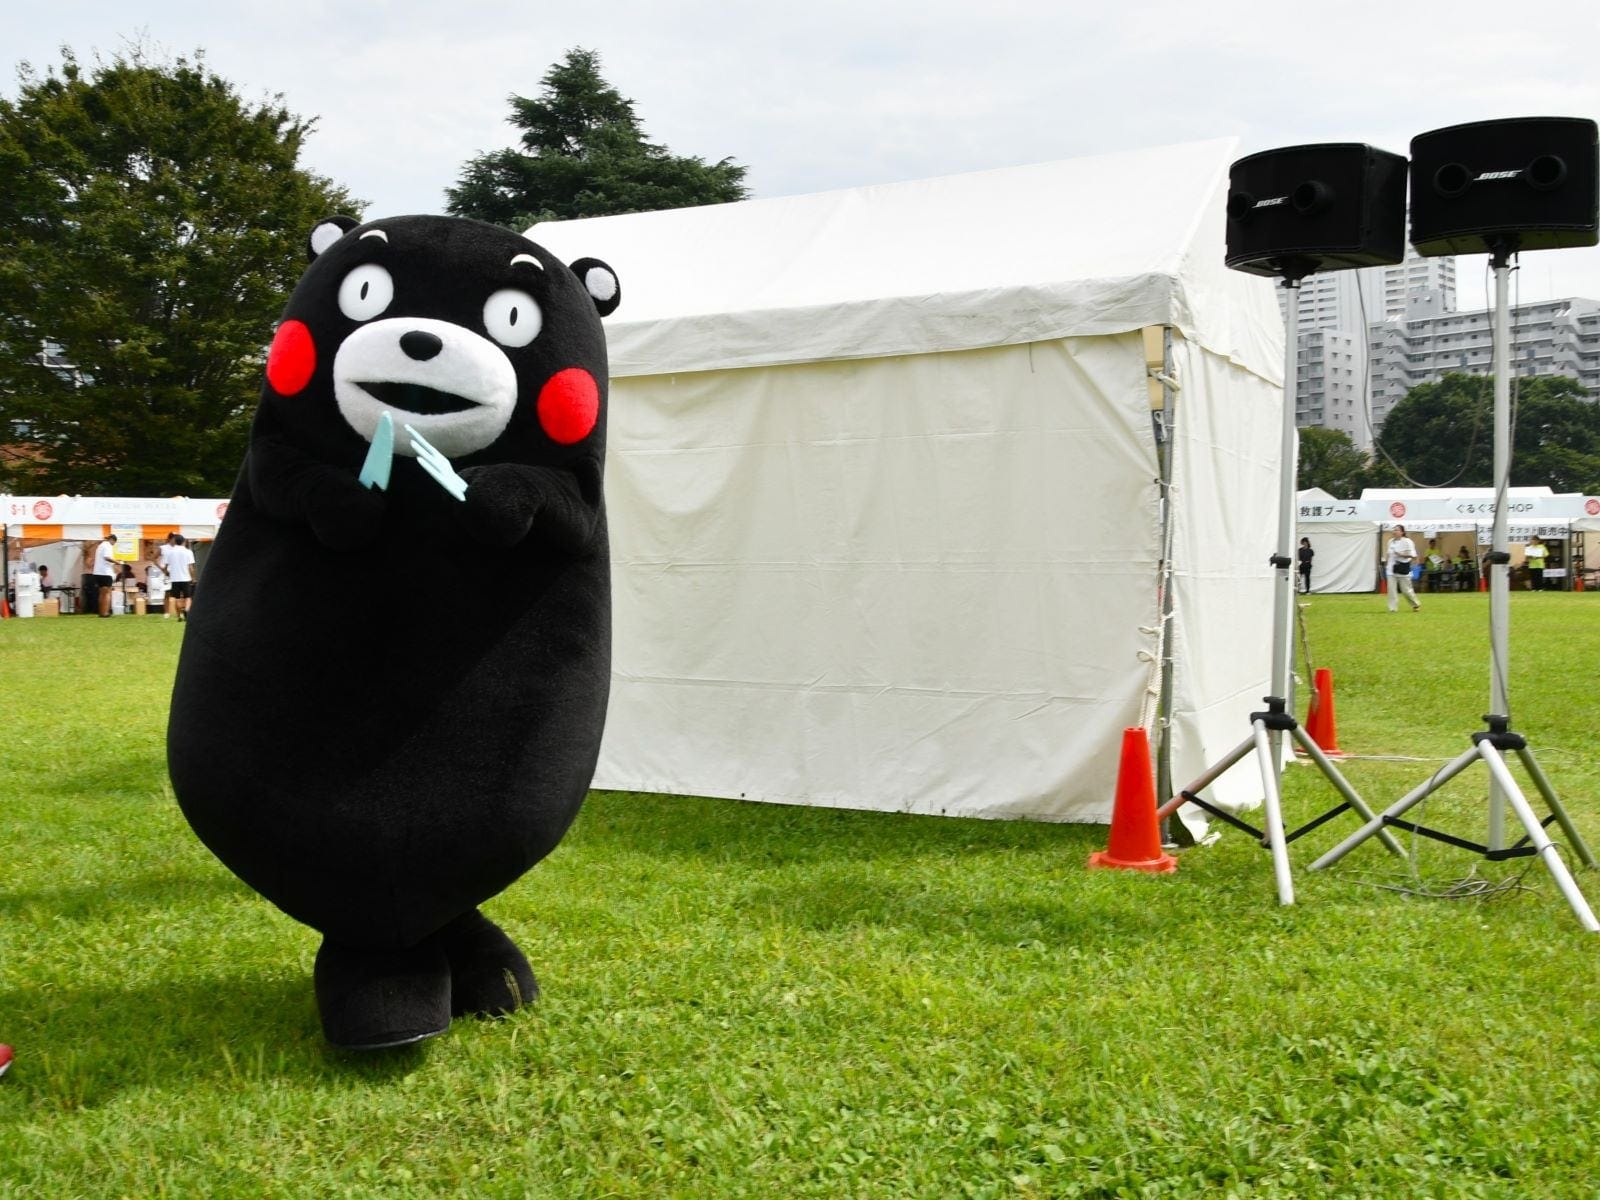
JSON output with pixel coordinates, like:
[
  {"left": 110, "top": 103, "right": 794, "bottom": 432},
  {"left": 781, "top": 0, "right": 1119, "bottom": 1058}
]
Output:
[
  {"left": 1342, "top": 752, "right": 1571, "bottom": 904},
  {"left": 1345, "top": 859, "right": 1538, "bottom": 902}
]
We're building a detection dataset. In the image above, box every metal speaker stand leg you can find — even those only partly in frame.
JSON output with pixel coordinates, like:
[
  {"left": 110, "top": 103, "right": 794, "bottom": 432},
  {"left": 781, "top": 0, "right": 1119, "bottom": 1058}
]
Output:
[
  {"left": 1156, "top": 274, "right": 1404, "bottom": 906},
  {"left": 1308, "top": 251, "right": 1599, "bottom": 933},
  {"left": 1308, "top": 716, "right": 1599, "bottom": 931},
  {"left": 1157, "top": 696, "right": 1406, "bottom": 907}
]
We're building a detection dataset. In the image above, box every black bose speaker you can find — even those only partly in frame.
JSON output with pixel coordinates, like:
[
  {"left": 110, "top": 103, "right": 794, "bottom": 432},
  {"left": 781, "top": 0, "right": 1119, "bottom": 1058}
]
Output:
[
  {"left": 1409, "top": 117, "right": 1598, "bottom": 256},
  {"left": 1225, "top": 143, "right": 1408, "bottom": 278}
]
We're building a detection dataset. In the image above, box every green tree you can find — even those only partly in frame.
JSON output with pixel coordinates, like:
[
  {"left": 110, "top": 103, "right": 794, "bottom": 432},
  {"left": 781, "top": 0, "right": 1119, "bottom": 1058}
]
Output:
[
  {"left": 1376, "top": 373, "right": 1600, "bottom": 491},
  {"left": 447, "top": 48, "right": 748, "bottom": 229},
  {"left": 1372, "top": 373, "right": 1492, "bottom": 487},
  {"left": 1509, "top": 377, "right": 1600, "bottom": 492},
  {"left": 0, "top": 48, "right": 358, "bottom": 496},
  {"left": 1297, "top": 426, "right": 1372, "bottom": 496}
]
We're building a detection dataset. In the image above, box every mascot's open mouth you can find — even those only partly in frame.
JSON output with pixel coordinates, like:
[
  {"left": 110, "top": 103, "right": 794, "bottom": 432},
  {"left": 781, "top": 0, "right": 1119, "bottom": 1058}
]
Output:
[{"left": 357, "top": 381, "right": 477, "bottom": 416}]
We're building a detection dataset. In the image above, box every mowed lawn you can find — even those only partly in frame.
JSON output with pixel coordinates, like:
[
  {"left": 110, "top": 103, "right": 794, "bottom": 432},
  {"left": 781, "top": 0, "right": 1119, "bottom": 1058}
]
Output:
[{"left": 3, "top": 592, "right": 1600, "bottom": 1199}]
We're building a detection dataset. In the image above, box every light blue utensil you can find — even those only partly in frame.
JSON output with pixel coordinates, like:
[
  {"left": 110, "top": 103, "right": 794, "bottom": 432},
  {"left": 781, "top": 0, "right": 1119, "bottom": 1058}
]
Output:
[
  {"left": 357, "top": 411, "right": 394, "bottom": 490},
  {"left": 405, "top": 424, "right": 468, "bottom": 502}
]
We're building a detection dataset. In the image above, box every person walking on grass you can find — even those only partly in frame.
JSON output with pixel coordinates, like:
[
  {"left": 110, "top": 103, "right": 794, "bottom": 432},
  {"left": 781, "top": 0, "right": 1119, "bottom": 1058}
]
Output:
[
  {"left": 1386, "top": 525, "right": 1421, "bottom": 612},
  {"left": 165, "top": 534, "right": 197, "bottom": 622}
]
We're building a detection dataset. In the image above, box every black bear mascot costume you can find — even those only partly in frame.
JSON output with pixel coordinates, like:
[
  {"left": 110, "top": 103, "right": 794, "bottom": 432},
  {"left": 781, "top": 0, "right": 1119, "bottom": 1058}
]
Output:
[{"left": 168, "top": 214, "right": 620, "bottom": 1049}]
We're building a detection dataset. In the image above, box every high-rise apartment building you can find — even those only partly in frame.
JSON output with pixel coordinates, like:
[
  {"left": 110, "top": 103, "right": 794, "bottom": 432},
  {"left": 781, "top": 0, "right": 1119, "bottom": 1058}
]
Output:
[
  {"left": 1278, "top": 249, "right": 1457, "bottom": 448},
  {"left": 1367, "top": 296, "right": 1600, "bottom": 428}
]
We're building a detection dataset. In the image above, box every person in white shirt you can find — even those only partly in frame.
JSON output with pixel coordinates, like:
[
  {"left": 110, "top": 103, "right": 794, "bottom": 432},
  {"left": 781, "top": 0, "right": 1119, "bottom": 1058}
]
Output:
[
  {"left": 90, "top": 533, "right": 118, "bottom": 617},
  {"left": 165, "top": 534, "right": 198, "bottom": 621},
  {"left": 1385, "top": 525, "right": 1421, "bottom": 612},
  {"left": 145, "top": 548, "right": 169, "bottom": 615}
]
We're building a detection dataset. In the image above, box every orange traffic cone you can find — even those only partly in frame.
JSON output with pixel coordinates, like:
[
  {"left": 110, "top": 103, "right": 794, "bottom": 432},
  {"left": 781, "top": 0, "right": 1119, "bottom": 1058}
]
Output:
[
  {"left": 1378, "top": 575, "right": 1388, "bottom": 595},
  {"left": 1479, "top": 571, "right": 1488, "bottom": 592},
  {"left": 1304, "top": 667, "right": 1343, "bottom": 756},
  {"left": 1089, "top": 727, "right": 1177, "bottom": 873}
]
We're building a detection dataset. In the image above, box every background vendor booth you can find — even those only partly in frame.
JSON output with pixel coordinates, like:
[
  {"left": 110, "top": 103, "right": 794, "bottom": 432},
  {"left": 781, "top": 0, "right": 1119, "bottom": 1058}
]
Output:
[
  {"left": 1295, "top": 488, "right": 1379, "bottom": 593},
  {"left": 1297, "top": 487, "right": 1597, "bottom": 593},
  {"left": 3, "top": 495, "right": 226, "bottom": 614},
  {"left": 532, "top": 137, "right": 1285, "bottom": 824}
]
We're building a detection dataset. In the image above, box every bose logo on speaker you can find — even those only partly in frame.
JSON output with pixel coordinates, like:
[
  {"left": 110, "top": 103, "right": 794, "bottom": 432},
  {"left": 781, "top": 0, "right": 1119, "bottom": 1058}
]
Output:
[
  {"left": 1476, "top": 170, "right": 1522, "bottom": 182},
  {"left": 1254, "top": 196, "right": 1288, "bottom": 209}
]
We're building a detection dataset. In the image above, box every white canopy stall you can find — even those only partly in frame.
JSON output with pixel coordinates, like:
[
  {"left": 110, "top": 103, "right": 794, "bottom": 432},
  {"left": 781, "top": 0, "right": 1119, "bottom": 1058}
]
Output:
[
  {"left": 1296, "top": 488, "right": 1378, "bottom": 593},
  {"left": 4, "top": 495, "right": 228, "bottom": 611},
  {"left": 1298, "top": 488, "right": 1600, "bottom": 591},
  {"left": 532, "top": 138, "right": 1286, "bottom": 822}
]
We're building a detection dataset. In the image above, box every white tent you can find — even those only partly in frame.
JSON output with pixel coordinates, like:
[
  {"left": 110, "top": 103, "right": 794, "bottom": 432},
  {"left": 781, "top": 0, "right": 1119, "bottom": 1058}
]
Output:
[
  {"left": 531, "top": 138, "right": 1286, "bottom": 823},
  {"left": 1296, "top": 488, "right": 1378, "bottom": 593},
  {"left": 4, "top": 495, "right": 228, "bottom": 611},
  {"left": 3, "top": 495, "right": 229, "bottom": 542},
  {"left": 1298, "top": 487, "right": 1600, "bottom": 590}
]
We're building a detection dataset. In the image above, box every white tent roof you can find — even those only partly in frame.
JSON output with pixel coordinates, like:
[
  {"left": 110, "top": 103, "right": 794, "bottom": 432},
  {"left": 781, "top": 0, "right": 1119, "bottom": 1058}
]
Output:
[
  {"left": 1354, "top": 487, "right": 1599, "bottom": 525},
  {"left": 4, "top": 495, "right": 229, "bottom": 539},
  {"left": 530, "top": 137, "right": 1283, "bottom": 381}
]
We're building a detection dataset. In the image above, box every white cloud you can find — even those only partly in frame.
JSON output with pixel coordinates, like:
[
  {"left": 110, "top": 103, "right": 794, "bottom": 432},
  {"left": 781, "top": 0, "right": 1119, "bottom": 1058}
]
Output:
[{"left": 4, "top": 0, "right": 1599, "bottom": 302}]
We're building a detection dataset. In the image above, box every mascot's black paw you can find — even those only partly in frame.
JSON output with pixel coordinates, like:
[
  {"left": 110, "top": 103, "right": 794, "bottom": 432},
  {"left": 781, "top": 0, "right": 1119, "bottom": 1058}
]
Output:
[
  {"left": 433, "top": 910, "right": 539, "bottom": 1018},
  {"left": 313, "top": 938, "right": 452, "bottom": 1050},
  {"left": 454, "top": 466, "right": 539, "bottom": 548},
  {"left": 307, "top": 485, "right": 386, "bottom": 552}
]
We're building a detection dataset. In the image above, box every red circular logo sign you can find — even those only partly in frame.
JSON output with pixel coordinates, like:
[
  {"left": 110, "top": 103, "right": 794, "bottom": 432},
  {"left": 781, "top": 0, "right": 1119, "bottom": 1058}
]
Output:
[
  {"left": 1587, "top": 498, "right": 1600, "bottom": 516},
  {"left": 1389, "top": 501, "right": 1406, "bottom": 518},
  {"left": 216, "top": 501, "right": 229, "bottom": 520},
  {"left": 32, "top": 500, "right": 53, "bottom": 521}
]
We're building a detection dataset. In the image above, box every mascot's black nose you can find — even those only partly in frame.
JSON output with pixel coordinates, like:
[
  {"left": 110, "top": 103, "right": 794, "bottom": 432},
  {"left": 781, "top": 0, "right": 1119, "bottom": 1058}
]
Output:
[{"left": 400, "top": 331, "right": 443, "bottom": 361}]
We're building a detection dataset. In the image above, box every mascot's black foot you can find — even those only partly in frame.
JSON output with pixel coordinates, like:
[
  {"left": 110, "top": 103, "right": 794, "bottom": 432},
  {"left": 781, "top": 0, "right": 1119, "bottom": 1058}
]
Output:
[
  {"left": 313, "top": 938, "right": 452, "bottom": 1050},
  {"left": 433, "top": 910, "right": 539, "bottom": 1018}
]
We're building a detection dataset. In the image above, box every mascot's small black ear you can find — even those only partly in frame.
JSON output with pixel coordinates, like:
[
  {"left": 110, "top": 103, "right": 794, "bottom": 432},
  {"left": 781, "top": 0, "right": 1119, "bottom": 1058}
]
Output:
[
  {"left": 308, "top": 216, "right": 361, "bottom": 261},
  {"left": 569, "top": 257, "right": 621, "bottom": 317}
]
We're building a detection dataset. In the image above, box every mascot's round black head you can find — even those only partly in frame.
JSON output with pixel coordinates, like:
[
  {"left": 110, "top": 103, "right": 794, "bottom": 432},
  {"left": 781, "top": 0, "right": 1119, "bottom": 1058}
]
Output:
[{"left": 261, "top": 214, "right": 620, "bottom": 471}]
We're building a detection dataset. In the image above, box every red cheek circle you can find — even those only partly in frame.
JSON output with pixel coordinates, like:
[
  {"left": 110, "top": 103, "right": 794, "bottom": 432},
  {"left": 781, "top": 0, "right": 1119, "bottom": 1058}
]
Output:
[
  {"left": 265, "top": 319, "right": 316, "bottom": 395},
  {"left": 537, "top": 368, "right": 600, "bottom": 445}
]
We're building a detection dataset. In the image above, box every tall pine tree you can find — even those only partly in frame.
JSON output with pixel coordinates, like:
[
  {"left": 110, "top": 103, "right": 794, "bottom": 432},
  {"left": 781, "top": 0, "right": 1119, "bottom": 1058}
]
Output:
[{"left": 447, "top": 48, "right": 748, "bottom": 229}]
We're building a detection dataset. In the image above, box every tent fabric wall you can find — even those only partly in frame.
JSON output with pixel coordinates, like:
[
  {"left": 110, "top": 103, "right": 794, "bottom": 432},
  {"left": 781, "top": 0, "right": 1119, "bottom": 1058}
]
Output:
[
  {"left": 1300, "top": 524, "right": 1377, "bottom": 593},
  {"left": 599, "top": 335, "right": 1166, "bottom": 821},
  {"left": 1164, "top": 336, "right": 1279, "bottom": 812}
]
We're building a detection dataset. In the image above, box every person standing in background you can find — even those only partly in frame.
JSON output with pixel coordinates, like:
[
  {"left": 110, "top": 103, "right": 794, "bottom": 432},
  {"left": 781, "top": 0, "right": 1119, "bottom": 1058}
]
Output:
[
  {"left": 1297, "top": 537, "right": 1314, "bottom": 594},
  {"left": 1386, "top": 525, "right": 1421, "bottom": 612},
  {"left": 1423, "top": 539, "right": 1447, "bottom": 592},
  {"left": 90, "top": 533, "right": 118, "bottom": 617},
  {"left": 1525, "top": 535, "right": 1549, "bottom": 591},
  {"left": 165, "top": 534, "right": 197, "bottom": 622}
]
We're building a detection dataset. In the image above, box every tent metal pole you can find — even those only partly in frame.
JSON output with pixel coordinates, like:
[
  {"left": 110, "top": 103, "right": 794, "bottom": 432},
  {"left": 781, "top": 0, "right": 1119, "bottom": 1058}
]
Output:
[
  {"left": 1486, "top": 252, "right": 1513, "bottom": 851},
  {"left": 1270, "top": 281, "right": 1301, "bottom": 724},
  {"left": 1154, "top": 325, "right": 1178, "bottom": 808}
]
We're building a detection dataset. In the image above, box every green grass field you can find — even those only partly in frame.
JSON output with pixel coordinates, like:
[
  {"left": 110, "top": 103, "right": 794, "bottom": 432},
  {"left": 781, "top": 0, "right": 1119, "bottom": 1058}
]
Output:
[{"left": 4, "top": 592, "right": 1600, "bottom": 1198}]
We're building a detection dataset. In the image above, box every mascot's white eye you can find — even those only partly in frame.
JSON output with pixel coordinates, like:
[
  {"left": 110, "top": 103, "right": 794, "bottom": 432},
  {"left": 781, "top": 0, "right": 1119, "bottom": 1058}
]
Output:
[
  {"left": 338, "top": 264, "right": 395, "bottom": 322},
  {"left": 483, "top": 288, "right": 542, "bottom": 348}
]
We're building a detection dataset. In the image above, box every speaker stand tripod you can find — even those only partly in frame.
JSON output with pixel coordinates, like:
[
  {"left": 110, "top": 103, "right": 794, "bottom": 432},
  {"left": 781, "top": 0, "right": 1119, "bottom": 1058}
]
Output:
[
  {"left": 1157, "top": 271, "right": 1406, "bottom": 905},
  {"left": 1308, "top": 245, "right": 1598, "bottom": 932}
]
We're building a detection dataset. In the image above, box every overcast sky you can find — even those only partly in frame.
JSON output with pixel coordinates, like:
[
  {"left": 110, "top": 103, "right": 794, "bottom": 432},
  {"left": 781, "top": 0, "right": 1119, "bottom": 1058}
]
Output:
[{"left": 6, "top": 1, "right": 1600, "bottom": 311}]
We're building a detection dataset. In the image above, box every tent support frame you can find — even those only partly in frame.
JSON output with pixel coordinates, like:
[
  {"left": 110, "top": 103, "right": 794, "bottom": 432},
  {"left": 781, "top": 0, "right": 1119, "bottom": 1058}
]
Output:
[
  {"left": 1150, "top": 325, "right": 1179, "bottom": 811},
  {"left": 1159, "top": 274, "right": 1403, "bottom": 903}
]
